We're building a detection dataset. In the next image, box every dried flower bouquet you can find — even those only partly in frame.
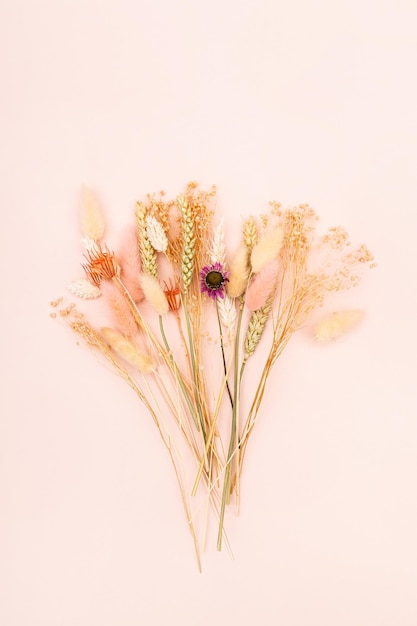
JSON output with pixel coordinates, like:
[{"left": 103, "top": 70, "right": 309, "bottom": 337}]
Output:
[{"left": 52, "top": 182, "right": 375, "bottom": 569}]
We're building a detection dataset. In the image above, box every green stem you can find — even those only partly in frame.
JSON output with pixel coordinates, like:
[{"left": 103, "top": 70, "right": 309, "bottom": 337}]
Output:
[
  {"left": 158, "top": 315, "right": 200, "bottom": 431},
  {"left": 217, "top": 296, "right": 244, "bottom": 550},
  {"left": 215, "top": 300, "right": 234, "bottom": 409}
]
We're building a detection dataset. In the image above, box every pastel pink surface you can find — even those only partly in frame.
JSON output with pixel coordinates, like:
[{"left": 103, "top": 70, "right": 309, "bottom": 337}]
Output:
[{"left": 1, "top": 1, "right": 417, "bottom": 625}]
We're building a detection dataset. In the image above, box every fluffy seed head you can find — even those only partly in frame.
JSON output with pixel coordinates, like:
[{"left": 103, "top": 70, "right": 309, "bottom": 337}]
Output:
[
  {"left": 139, "top": 273, "right": 169, "bottom": 315},
  {"left": 245, "top": 259, "right": 279, "bottom": 311},
  {"left": 314, "top": 310, "right": 365, "bottom": 342},
  {"left": 101, "top": 281, "right": 138, "bottom": 337},
  {"left": 227, "top": 245, "right": 250, "bottom": 298},
  {"left": 117, "top": 225, "right": 143, "bottom": 302},
  {"left": 101, "top": 327, "right": 154, "bottom": 373},
  {"left": 79, "top": 186, "right": 105, "bottom": 241},
  {"left": 250, "top": 227, "right": 284, "bottom": 274}
]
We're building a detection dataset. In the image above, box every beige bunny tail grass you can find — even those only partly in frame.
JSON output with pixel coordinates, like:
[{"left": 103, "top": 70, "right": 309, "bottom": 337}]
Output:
[
  {"left": 314, "top": 310, "right": 365, "bottom": 342},
  {"left": 250, "top": 227, "right": 284, "bottom": 274},
  {"left": 101, "top": 327, "right": 154, "bottom": 373},
  {"left": 67, "top": 279, "right": 101, "bottom": 299},
  {"left": 101, "top": 281, "right": 138, "bottom": 337},
  {"left": 227, "top": 245, "right": 250, "bottom": 298},
  {"left": 245, "top": 259, "right": 279, "bottom": 312},
  {"left": 139, "top": 273, "right": 169, "bottom": 315},
  {"left": 117, "top": 225, "right": 143, "bottom": 302},
  {"left": 79, "top": 185, "right": 105, "bottom": 241}
]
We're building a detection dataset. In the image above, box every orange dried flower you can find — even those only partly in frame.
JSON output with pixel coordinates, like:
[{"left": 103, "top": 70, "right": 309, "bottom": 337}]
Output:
[
  {"left": 82, "top": 244, "right": 119, "bottom": 286},
  {"left": 163, "top": 279, "right": 181, "bottom": 312}
]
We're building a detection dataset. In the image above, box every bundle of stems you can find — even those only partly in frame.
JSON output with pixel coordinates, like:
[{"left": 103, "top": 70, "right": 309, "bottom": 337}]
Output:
[{"left": 54, "top": 183, "right": 375, "bottom": 565}]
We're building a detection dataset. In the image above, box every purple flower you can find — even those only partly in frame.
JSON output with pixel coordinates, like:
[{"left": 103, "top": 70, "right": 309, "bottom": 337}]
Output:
[{"left": 200, "top": 262, "right": 229, "bottom": 300}]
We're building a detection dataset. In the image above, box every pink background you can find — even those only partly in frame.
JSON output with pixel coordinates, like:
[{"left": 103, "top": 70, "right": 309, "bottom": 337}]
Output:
[{"left": 1, "top": 1, "right": 417, "bottom": 624}]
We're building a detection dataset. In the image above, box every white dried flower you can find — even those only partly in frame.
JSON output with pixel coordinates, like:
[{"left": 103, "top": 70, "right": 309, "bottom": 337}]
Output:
[
  {"left": 210, "top": 220, "right": 226, "bottom": 266},
  {"left": 81, "top": 236, "right": 98, "bottom": 252},
  {"left": 146, "top": 215, "right": 168, "bottom": 253},
  {"left": 67, "top": 279, "right": 101, "bottom": 299},
  {"left": 217, "top": 294, "right": 237, "bottom": 338}
]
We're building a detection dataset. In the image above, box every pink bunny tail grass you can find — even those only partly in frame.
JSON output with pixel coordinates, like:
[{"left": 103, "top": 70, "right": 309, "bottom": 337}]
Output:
[
  {"left": 101, "top": 280, "right": 138, "bottom": 338},
  {"left": 245, "top": 259, "right": 280, "bottom": 311},
  {"left": 117, "top": 225, "right": 143, "bottom": 302}
]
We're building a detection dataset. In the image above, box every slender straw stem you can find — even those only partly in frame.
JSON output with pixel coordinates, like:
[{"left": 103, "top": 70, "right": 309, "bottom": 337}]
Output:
[
  {"left": 158, "top": 315, "right": 200, "bottom": 431},
  {"left": 183, "top": 294, "right": 207, "bottom": 440},
  {"left": 215, "top": 299, "right": 233, "bottom": 409},
  {"left": 217, "top": 296, "right": 244, "bottom": 550}
]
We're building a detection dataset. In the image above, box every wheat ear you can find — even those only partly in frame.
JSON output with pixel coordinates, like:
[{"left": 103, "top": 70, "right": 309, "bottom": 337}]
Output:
[
  {"left": 135, "top": 202, "right": 158, "bottom": 277},
  {"left": 178, "top": 195, "right": 195, "bottom": 294},
  {"left": 243, "top": 295, "right": 274, "bottom": 362}
]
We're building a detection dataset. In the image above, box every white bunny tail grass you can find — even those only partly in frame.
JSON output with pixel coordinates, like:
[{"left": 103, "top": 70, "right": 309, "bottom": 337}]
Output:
[
  {"left": 314, "top": 310, "right": 365, "bottom": 342},
  {"left": 101, "top": 327, "right": 154, "bottom": 373},
  {"left": 210, "top": 220, "right": 226, "bottom": 266},
  {"left": 146, "top": 215, "right": 168, "bottom": 253},
  {"left": 139, "top": 273, "right": 169, "bottom": 315},
  {"left": 79, "top": 185, "right": 105, "bottom": 241},
  {"left": 217, "top": 293, "right": 237, "bottom": 337},
  {"left": 67, "top": 279, "right": 101, "bottom": 299},
  {"left": 250, "top": 227, "right": 284, "bottom": 274}
]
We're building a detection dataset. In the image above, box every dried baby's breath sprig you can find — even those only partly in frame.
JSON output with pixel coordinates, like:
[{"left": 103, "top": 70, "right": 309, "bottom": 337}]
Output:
[
  {"left": 250, "top": 227, "right": 284, "bottom": 274},
  {"left": 67, "top": 279, "right": 101, "bottom": 299},
  {"left": 101, "top": 327, "right": 154, "bottom": 373},
  {"left": 227, "top": 245, "right": 250, "bottom": 298},
  {"left": 178, "top": 194, "right": 195, "bottom": 294},
  {"left": 135, "top": 201, "right": 158, "bottom": 277},
  {"left": 146, "top": 215, "right": 168, "bottom": 253},
  {"left": 79, "top": 185, "right": 105, "bottom": 241},
  {"left": 139, "top": 272, "right": 169, "bottom": 315}
]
